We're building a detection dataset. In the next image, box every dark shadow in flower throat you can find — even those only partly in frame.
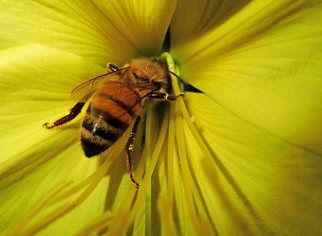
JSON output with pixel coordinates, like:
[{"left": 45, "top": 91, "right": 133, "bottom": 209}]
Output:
[{"left": 163, "top": 27, "right": 203, "bottom": 94}]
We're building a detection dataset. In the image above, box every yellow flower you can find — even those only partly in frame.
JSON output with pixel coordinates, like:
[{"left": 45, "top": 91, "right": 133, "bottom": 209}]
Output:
[{"left": 1, "top": 0, "right": 322, "bottom": 235}]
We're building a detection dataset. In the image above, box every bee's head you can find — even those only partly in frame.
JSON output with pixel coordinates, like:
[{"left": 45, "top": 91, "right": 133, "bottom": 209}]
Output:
[{"left": 128, "top": 58, "right": 171, "bottom": 93}]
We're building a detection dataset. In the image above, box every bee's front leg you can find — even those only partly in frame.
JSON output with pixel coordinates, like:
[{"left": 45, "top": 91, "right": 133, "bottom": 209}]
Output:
[
  {"left": 148, "top": 92, "right": 184, "bottom": 101},
  {"left": 43, "top": 102, "right": 85, "bottom": 129}
]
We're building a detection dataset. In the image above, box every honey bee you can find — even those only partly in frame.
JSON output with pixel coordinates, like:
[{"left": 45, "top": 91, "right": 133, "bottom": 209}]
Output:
[{"left": 43, "top": 58, "right": 182, "bottom": 188}]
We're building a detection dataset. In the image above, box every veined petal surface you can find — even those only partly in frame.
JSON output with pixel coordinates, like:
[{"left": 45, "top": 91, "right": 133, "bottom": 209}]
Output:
[{"left": 0, "top": 0, "right": 176, "bottom": 65}]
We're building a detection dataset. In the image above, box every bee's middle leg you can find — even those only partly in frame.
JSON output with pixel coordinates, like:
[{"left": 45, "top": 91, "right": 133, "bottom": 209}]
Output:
[
  {"left": 125, "top": 116, "right": 141, "bottom": 188},
  {"left": 43, "top": 102, "right": 85, "bottom": 129},
  {"left": 107, "top": 63, "right": 121, "bottom": 74}
]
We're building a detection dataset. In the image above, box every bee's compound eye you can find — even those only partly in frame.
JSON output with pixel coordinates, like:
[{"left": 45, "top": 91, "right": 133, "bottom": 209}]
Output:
[{"left": 132, "top": 68, "right": 149, "bottom": 81}]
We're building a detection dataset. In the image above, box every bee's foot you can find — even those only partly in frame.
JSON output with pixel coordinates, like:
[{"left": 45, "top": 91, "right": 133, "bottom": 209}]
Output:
[{"left": 43, "top": 122, "right": 55, "bottom": 129}]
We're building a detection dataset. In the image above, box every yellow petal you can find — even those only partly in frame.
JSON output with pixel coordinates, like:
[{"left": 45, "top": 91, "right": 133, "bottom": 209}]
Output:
[
  {"left": 170, "top": 0, "right": 251, "bottom": 47},
  {"left": 184, "top": 92, "right": 322, "bottom": 235},
  {"left": 0, "top": 0, "right": 176, "bottom": 65},
  {"left": 172, "top": 0, "right": 322, "bottom": 154},
  {"left": 0, "top": 44, "right": 111, "bottom": 235},
  {"left": 90, "top": 0, "right": 176, "bottom": 59},
  {"left": 172, "top": 0, "right": 319, "bottom": 62},
  {"left": 0, "top": 44, "right": 105, "bottom": 163}
]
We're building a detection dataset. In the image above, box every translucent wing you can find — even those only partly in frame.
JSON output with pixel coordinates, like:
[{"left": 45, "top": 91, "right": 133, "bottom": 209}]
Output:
[
  {"left": 70, "top": 72, "right": 114, "bottom": 102},
  {"left": 71, "top": 64, "right": 130, "bottom": 102}
]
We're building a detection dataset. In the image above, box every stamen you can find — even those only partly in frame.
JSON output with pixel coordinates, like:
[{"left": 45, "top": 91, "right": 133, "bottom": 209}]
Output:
[
  {"left": 157, "top": 194, "right": 180, "bottom": 236},
  {"left": 74, "top": 212, "right": 114, "bottom": 236},
  {"left": 166, "top": 101, "right": 176, "bottom": 208},
  {"left": 162, "top": 52, "right": 216, "bottom": 235}
]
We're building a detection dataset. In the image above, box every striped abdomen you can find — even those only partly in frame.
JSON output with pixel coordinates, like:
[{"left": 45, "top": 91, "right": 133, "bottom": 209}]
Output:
[{"left": 81, "top": 82, "right": 141, "bottom": 157}]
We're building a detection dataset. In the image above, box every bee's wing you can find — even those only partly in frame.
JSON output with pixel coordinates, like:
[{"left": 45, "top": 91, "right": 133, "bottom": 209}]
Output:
[{"left": 71, "top": 73, "right": 112, "bottom": 102}]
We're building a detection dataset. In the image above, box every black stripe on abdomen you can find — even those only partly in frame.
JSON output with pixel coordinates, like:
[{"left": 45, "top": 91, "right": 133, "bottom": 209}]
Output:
[
  {"left": 82, "top": 117, "right": 123, "bottom": 142},
  {"left": 89, "top": 106, "right": 129, "bottom": 129},
  {"left": 80, "top": 134, "right": 112, "bottom": 157},
  {"left": 80, "top": 113, "right": 129, "bottom": 157}
]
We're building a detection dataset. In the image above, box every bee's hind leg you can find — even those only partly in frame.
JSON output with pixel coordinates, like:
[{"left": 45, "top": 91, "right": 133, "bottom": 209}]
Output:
[
  {"left": 43, "top": 102, "right": 86, "bottom": 129},
  {"left": 125, "top": 116, "right": 141, "bottom": 188}
]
